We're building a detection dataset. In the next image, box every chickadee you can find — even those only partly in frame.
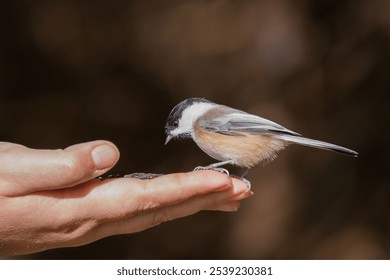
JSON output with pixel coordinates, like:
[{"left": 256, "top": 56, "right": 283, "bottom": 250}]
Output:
[{"left": 164, "top": 98, "right": 357, "bottom": 183}]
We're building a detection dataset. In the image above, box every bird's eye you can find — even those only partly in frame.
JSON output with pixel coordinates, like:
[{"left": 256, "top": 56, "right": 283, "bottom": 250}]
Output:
[{"left": 173, "top": 120, "right": 179, "bottom": 127}]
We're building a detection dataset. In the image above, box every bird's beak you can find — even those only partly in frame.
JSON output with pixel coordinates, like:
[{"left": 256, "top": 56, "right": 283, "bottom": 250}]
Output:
[{"left": 165, "top": 134, "right": 172, "bottom": 145}]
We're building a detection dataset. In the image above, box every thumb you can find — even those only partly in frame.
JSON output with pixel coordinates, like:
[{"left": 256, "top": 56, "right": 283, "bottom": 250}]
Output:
[{"left": 0, "top": 140, "right": 120, "bottom": 196}]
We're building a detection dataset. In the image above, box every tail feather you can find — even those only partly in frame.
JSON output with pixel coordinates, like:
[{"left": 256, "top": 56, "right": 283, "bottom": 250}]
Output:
[{"left": 276, "top": 135, "right": 358, "bottom": 157}]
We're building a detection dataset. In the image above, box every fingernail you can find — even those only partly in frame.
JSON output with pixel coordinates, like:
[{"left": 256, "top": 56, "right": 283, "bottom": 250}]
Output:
[
  {"left": 231, "top": 189, "right": 254, "bottom": 201},
  {"left": 233, "top": 181, "right": 249, "bottom": 193},
  {"left": 92, "top": 144, "right": 118, "bottom": 170}
]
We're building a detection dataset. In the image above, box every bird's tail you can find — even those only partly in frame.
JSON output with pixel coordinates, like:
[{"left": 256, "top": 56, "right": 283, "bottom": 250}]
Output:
[{"left": 276, "top": 135, "right": 358, "bottom": 157}]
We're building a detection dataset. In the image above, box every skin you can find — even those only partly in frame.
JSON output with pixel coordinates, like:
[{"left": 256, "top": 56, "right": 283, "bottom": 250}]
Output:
[{"left": 0, "top": 140, "right": 252, "bottom": 256}]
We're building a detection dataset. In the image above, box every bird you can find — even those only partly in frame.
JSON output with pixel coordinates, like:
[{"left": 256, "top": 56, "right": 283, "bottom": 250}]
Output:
[{"left": 164, "top": 98, "right": 358, "bottom": 186}]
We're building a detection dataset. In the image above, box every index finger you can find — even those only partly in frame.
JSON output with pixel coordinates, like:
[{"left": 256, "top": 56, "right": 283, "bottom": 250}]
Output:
[{"left": 0, "top": 141, "right": 119, "bottom": 196}]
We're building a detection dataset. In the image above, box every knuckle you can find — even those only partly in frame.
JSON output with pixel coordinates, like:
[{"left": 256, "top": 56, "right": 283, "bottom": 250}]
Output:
[
  {"left": 53, "top": 215, "right": 98, "bottom": 245},
  {"left": 61, "top": 152, "right": 94, "bottom": 179},
  {"left": 133, "top": 189, "right": 162, "bottom": 214}
]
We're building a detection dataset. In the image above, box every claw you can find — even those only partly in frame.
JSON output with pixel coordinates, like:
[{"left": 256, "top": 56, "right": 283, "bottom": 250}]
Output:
[
  {"left": 230, "top": 174, "right": 252, "bottom": 190},
  {"left": 194, "top": 166, "right": 230, "bottom": 176}
]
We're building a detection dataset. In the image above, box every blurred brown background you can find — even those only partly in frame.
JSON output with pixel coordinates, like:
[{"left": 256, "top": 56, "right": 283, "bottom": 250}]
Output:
[{"left": 1, "top": 0, "right": 389, "bottom": 259}]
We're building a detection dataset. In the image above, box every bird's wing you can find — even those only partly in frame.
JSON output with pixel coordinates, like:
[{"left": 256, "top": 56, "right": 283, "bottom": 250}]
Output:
[{"left": 198, "top": 106, "right": 300, "bottom": 136}]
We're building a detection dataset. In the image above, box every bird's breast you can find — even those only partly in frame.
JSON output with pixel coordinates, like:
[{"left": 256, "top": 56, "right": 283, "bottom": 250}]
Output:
[{"left": 193, "top": 124, "right": 287, "bottom": 168}]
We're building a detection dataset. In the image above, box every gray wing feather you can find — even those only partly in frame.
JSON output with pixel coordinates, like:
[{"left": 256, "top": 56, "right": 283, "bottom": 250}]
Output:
[
  {"left": 199, "top": 107, "right": 300, "bottom": 136},
  {"left": 197, "top": 105, "right": 358, "bottom": 157}
]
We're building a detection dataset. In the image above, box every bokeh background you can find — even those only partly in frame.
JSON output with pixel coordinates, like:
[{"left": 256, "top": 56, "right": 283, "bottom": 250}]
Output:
[{"left": 1, "top": 0, "right": 389, "bottom": 259}]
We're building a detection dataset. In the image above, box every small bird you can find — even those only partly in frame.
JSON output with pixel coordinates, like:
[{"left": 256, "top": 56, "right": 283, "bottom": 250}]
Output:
[{"left": 164, "top": 98, "right": 357, "bottom": 185}]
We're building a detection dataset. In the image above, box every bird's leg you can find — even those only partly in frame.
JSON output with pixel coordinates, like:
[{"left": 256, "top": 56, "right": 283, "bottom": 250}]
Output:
[
  {"left": 194, "top": 160, "right": 234, "bottom": 176},
  {"left": 240, "top": 169, "right": 250, "bottom": 178},
  {"left": 230, "top": 169, "right": 252, "bottom": 190}
]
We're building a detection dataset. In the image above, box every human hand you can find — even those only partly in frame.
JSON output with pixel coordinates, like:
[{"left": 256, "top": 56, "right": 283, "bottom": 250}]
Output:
[{"left": 0, "top": 141, "right": 252, "bottom": 256}]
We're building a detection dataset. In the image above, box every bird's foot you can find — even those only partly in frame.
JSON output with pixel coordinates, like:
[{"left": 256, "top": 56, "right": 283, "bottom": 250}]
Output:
[
  {"left": 230, "top": 174, "right": 252, "bottom": 190},
  {"left": 194, "top": 165, "right": 230, "bottom": 176},
  {"left": 97, "top": 173, "right": 164, "bottom": 180},
  {"left": 124, "top": 173, "right": 164, "bottom": 179}
]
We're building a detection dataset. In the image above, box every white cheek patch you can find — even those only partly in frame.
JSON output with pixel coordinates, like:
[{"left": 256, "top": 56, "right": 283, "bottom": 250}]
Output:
[{"left": 177, "top": 102, "right": 215, "bottom": 136}]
